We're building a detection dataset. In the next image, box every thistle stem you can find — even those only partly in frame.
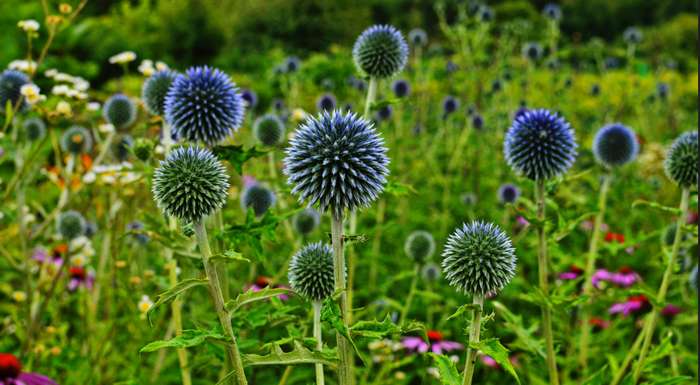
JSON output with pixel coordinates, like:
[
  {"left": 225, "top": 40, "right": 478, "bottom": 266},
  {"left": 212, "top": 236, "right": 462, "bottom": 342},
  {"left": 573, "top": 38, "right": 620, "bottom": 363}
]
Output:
[
  {"left": 536, "top": 180, "right": 559, "bottom": 385},
  {"left": 313, "top": 300, "right": 325, "bottom": 385},
  {"left": 363, "top": 77, "right": 377, "bottom": 120},
  {"left": 632, "top": 187, "right": 690, "bottom": 382},
  {"left": 578, "top": 172, "right": 612, "bottom": 371},
  {"left": 610, "top": 326, "right": 646, "bottom": 385},
  {"left": 193, "top": 220, "right": 248, "bottom": 385},
  {"left": 461, "top": 294, "right": 483, "bottom": 385},
  {"left": 331, "top": 212, "right": 353, "bottom": 385},
  {"left": 399, "top": 264, "right": 420, "bottom": 325}
]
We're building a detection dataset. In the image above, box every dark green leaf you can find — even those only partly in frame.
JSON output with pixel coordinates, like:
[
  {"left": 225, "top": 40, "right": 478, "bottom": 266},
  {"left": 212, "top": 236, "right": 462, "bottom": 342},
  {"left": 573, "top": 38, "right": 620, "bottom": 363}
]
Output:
[
  {"left": 211, "top": 145, "right": 268, "bottom": 174},
  {"left": 139, "top": 328, "right": 226, "bottom": 352},
  {"left": 470, "top": 338, "right": 520, "bottom": 384},
  {"left": 147, "top": 278, "right": 208, "bottom": 325},
  {"left": 428, "top": 353, "right": 461, "bottom": 385},
  {"left": 225, "top": 287, "right": 290, "bottom": 313}
]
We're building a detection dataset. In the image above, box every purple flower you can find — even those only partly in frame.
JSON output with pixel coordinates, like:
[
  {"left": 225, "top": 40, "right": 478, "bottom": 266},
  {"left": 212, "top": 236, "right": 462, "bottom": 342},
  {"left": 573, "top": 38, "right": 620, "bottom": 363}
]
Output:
[
  {"left": 609, "top": 295, "right": 649, "bottom": 317},
  {"left": 592, "top": 268, "right": 639, "bottom": 289},
  {"left": 661, "top": 304, "right": 682, "bottom": 319},
  {"left": 558, "top": 265, "right": 583, "bottom": 280},
  {"left": 515, "top": 216, "right": 530, "bottom": 228},
  {"left": 402, "top": 330, "right": 463, "bottom": 355},
  {"left": 68, "top": 267, "right": 95, "bottom": 291},
  {"left": 245, "top": 276, "right": 289, "bottom": 301},
  {"left": 32, "top": 248, "right": 63, "bottom": 267},
  {"left": 0, "top": 353, "right": 57, "bottom": 385}
]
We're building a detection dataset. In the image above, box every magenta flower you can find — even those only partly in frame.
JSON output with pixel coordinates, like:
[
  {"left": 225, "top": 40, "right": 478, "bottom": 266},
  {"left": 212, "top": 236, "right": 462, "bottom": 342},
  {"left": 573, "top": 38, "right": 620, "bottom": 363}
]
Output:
[
  {"left": 31, "top": 248, "right": 63, "bottom": 267},
  {"left": 67, "top": 267, "right": 95, "bottom": 291},
  {"left": 515, "top": 216, "right": 529, "bottom": 228},
  {"left": 0, "top": 353, "right": 57, "bottom": 385},
  {"left": 592, "top": 267, "right": 639, "bottom": 289},
  {"left": 661, "top": 304, "right": 682, "bottom": 320},
  {"left": 402, "top": 330, "right": 463, "bottom": 355},
  {"left": 244, "top": 276, "right": 289, "bottom": 301},
  {"left": 481, "top": 355, "right": 499, "bottom": 368},
  {"left": 242, "top": 175, "right": 258, "bottom": 188},
  {"left": 558, "top": 265, "right": 583, "bottom": 280},
  {"left": 609, "top": 295, "right": 649, "bottom": 317}
]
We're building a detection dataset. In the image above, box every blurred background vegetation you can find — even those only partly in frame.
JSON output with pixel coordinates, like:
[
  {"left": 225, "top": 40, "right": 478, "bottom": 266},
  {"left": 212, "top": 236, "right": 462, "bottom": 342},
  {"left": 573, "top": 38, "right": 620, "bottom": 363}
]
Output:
[{"left": 1, "top": 0, "right": 697, "bottom": 87}]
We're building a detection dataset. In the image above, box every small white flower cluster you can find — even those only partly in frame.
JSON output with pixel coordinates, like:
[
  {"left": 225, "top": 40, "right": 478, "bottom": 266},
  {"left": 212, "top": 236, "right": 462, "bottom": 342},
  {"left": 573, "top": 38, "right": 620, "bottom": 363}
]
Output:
[
  {"left": 8, "top": 59, "right": 37, "bottom": 74},
  {"left": 68, "top": 235, "right": 95, "bottom": 267},
  {"left": 17, "top": 19, "right": 40, "bottom": 33},
  {"left": 368, "top": 339, "right": 403, "bottom": 363},
  {"left": 83, "top": 163, "right": 140, "bottom": 185},
  {"left": 138, "top": 59, "right": 169, "bottom": 77},
  {"left": 45, "top": 69, "right": 90, "bottom": 100},
  {"left": 138, "top": 295, "right": 154, "bottom": 314},
  {"left": 20, "top": 84, "right": 46, "bottom": 105},
  {"left": 21, "top": 205, "right": 37, "bottom": 224},
  {"left": 109, "top": 51, "right": 137, "bottom": 65}
]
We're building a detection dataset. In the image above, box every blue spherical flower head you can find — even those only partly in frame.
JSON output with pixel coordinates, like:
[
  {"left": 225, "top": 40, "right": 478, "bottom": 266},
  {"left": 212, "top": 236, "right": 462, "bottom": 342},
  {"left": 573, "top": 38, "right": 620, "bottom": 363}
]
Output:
[
  {"left": 316, "top": 93, "right": 337, "bottom": 112},
  {"left": 664, "top": 131, "right": 698, "bottom": 187},
  {"left": 285, "top": 56, "right": 301, "bottom": 73},
  {"left": 353, "top": 25, "right": 409, "bottom": 79},
  {"left": 241, "top": 184, "right": 276, "bottom": 217},
  {"left": 504, "top": 109, "right": 578, "bottom": 180},
  {"left": 142, "top": 70, "right": 177, "bottom": 116},
  {"left": 407, "top": 28, "right": 428, "bottom": 47},
  {"left": 656, "top": 83, "right": 669, "bottom": 100},
  {"left": 376, "top": 105, "right": 393, "bottom": 121},
  {"left": 543, "top": 3, "right": 562, "bottom": 21},
  {"left": 165, "top": 66, "right": 245, "bottom": 145},
  {"left": 522, "top": 42, "right": 543, "bottom": 61},
  {"left": 442, "top": 221, "right": 517, "bottom": 296},
  {"left": 23, "top": 117, "right": 46, "bottom": 142},
  {"left": 288, "top": 242, "right": 337, "bottom": 302},
  {"left": 253, "top": 114, "right": 285, "bottom": 147},
  {"left": 57, "top": 210, "right": 86, "bottom": 240},
  {"left": 472, "top": 114, "right": 484, "bottom": 130},
  {"left": 623, "top": 27, "right": 643, "bottom": 44},
  {"left": 404, "top": 230, "right": 436, "bottom": 264},
  {"left": 293, "top": 207, "right": 321, "bottom": 235},
  {"left": 592, "top": 123, "right": 639, "bottom": 168},
  {"left": 240, "top": 89, "right": 258, "bottom": 108},
  {"left": 391, "top": 79, "right": 410, "bottom": 98},
  {"left": 476, "top": 5, "right": 494, "bottom": 22},
  {"left": 0, "top": 70, "right": 29, "bottom": 114},
  {"left": 442, "top": 95, "right": 459, "bottom": 116},
  {"left": 284, "top": 110, "right": 390, "bottom": 219},
  {"left": 152, "top": 146, "right": 230, "bottom": 222},
  {"left": 61, "top": 126, "right": 93, "bottom": 155},
  {"left": 104, "top": 94, "right": 137, "bottom": 130},
  {"left": 498, "top": 183, "right": 520, "bottom": 204}
]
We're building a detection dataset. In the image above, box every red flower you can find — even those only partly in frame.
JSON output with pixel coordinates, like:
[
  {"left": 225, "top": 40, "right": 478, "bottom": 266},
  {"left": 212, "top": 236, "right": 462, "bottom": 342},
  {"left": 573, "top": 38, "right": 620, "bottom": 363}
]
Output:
[
  {"left": 69, "top": 267, "right": 86, "bottom": 280},
  {"left": 588, "top": 317, "right": 611, "bottom": 331},
  {"left": 0, "top": 353, "right": 21, "bottom": 380},
  {"left": 604, "top": 232, "right": 625, "bottom": 243},
  {"left": 427, "top": 330, "right": 443, "bottom": 342}
]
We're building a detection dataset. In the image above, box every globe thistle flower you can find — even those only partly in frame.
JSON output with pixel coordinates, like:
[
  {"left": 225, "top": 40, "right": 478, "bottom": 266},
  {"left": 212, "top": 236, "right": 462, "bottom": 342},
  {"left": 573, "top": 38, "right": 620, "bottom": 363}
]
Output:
[
  {"left": 60, "top": 126, "right": 93, "bottom": 155},
  {"left": 133, "top": 138, "right": 154, "bottom": 161},
  {"left": 656, "top": 83, "right": 669, "bottom": 100},
  {"left": 590, "top": 84, "right": 601, "bottom": 96},
  {"left": 472, "top": 114, "right": 484, "bottom": 130},
  {"left": 0, "top": 69, "right": 30, "bottom": 114},
  {"left": 57, "top": 210, "right": 86, "bottom": 240},
  {"left": 22, "top": 117, "right": 46, "bottom": 141},
  {"left": 421, "top": 262, "right": 441, "bottom": 283},
  {"left": 111, "top": 134, "right": 133, "bottom": 162},
  {"left": 407, "top": 28, "right": 428, "bottom": 47},
  {"left": 288, "top": 242, "right": 336, "bottom": 302},
  {"left": 152, "top": 146, "right": 229, "bottom": 222},
  {"left": 285, "top": 56, "right": 301, "bottom": 73},
  {"left": 104, "top": 94, "right": 137, "bottom": 130},
  {"left": 491, "top": 79, "right": 502, "bottom": 93},
  {"left": 442, "top": 95, "right": 459, "bottom": 117},
  {"left": 498, "top": 183, "right": 520, "bottom": 204},
  {"left": 284, "top": 110, "right": 390, "bottom": 218},
  {"left": 241, "top": 184, "right": 275, "bottom": 217},
  {"left": 546, "top": 58, "right": 560, "bottom": 70},
  {"left": 476, "top": 5, "right": 494, "bottom": 22},
  {"left": 592, "top": 123, "right": 639, "bottom": 168},
  {"left": 353, "top": 25, "right": 409, "bottom": 79},
  {"left": 391, "top": 79, "right": 411, "bottom": 98},
  {"left": 522, "top": 42, "right": 543, "bottom": 61},
  {"left": 273, "top": 98, "right": 285, "bottom": 112},
  {"left": 316, "top": 93, "right": 337, "bottom": 112},
  {"left": 446, "top": 61, "right": 459, "bottom": 74},
  {"left": 292, "top": 208, "right": 321, "bottom": 235},
  {"left": 664, "top": 131, "right": 698, "bottom": 187},
  {"left": 441, "top": 221, "right": 517, "bottom": 296},
  {"left": 164, "top": 66, "right": 245, "bottom": 145},
  {"left": 404, "top": 230, "right": 436, "bottom": 264},
  {"left": 376, "top": 105, "right": 393, "bottom": 122},
  {"left": 253, "top": 114, "right": 285, "bottom": 147},
  {"left": 240, "top": 89, "right": 258, "bottom": 108},
  {"left": 126, "top": 221, "right": 149, "bottom": 244},
  {"left": 466, "top": 105, "right": 476, "bottom": 116},
  {"left": 542, "top": 3, "right": 562, "bottom": 21},
  {"left": 504, "top": 109, "right": 578, "bottom": 180},
  {"left": 604, "top": 57, "right": 619, "bottom": 70},
  {"left": 623, "top": 27, "right": 643, "bottom": 44},
  {"left": 142, "top": 70, "right": 177, "bottom": 116}
]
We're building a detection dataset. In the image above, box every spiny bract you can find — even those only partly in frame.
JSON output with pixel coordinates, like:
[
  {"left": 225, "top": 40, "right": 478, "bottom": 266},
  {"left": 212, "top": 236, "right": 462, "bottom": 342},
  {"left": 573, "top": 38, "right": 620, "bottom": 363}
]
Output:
[
  {"left": 241, "top": 184, "right": 275, "bottom": 217},
  {"left": 164, "top": 66, "right": 244, "bottom": 145},
  {"left": 57, "top": 210, "right": 86, "bottom": 240},
  {"left": 404, "top": 230, "right": 436, "bottom": 264},
  {"left": 664, "top": 131, "right": 698, "bottom": 187},
  {"left": 104, "top": 94, "right": 137, "bottom": 129},
  {"left": 353, "top": 24, "right": 408, "bottom": 79},
  {"left": 292, "top": 208, "right": 321, "bottom": 235},
  {"left": 0, "top": 69, "right": 29, "bottom": 114},
  {"left": 152, "top": 146, "right": 230, "bottom": 222},
  {"left": 253, "top": 114, "right": 285, "bottom": 147},
  {"left": 592, "top": 123, "right": 639, "bottom": 167},
  {"left": 60, "top": 126, "right": 93, "bottom": 155},
  {"left": 441, "top": 221, "right": 517, "bottom": 296},
  {"left": 504, "top": 108, "right": 577, "bottom": 180},
  {"left": 142, "top": 70, "right": 177, "bottom": 116},
  {"left": 23, "top": 117, "right": 46, "bottom": 141},
  {"left": 284, "top": 110, "right": 389, "bottom": 218},
  {"left": 288, "top": 242, "right": 336, "bottom": 302}
]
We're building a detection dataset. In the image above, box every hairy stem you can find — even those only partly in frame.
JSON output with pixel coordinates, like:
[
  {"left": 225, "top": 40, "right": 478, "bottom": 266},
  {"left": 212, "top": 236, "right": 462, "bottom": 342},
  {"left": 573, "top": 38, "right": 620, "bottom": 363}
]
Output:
[
  {"left": 331, "top": 213, "right": 353, "bottom": 385},
  {"left": 461, "top": 295, "right": 483, "bottom": 385},
  {"left": 313, "top": 301, "right": 325, "bottom": 385}
]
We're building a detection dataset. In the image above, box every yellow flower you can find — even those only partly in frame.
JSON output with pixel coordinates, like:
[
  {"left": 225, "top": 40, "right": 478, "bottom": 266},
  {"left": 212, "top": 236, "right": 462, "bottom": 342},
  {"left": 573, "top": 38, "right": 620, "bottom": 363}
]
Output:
[
  {"left": 143, "top": 269, "right": 155, "bottom": 279},
  {"left": 129, "top": 276, "right": 142, "bottom": 286},
  {"left": 12, "top": 291, "right": 27, "bottom": 302},
  {"left": 46, "top": 325, "right": 57, "bottom": 334},
  {"left": 17, "top": 19, "right": 40, "bottom": 33},
  {"left": 291, "top": 108, "right": 308, "bottom": 123},
  {"left": 20, "top": 84, "right": 44, "bottom": 105},
  {"left": 59, "top": 3, "right": 73, "bottom": 14},
  {"left": 115, "top": 260, "right": 127, "bottom": 268},
  {"left": 56, "top": 100, "right": 72, "bottom": 117},
  {"left": 109, "top": 51, "right": 137, "bottom": 65},
  {"left": 138, "top": 295, "right": 153, "bottom": 313},
  {"left": 9, "top": 60, "right": 37, "bottom": 74},
  {"left": 138, "top": 60, "right": 155, "bottom": 76},
  {"left": 50, "top": 346, "right": 62, "bottom": 356},
  {"left": 155, "top": 61, "right": 169, "bottom": 71},
  {"left": 46, "top": 15, "right": 63, "bottom": 26},
  {"left": 34, "top": 344, "right": 46, "bottom": 354}
]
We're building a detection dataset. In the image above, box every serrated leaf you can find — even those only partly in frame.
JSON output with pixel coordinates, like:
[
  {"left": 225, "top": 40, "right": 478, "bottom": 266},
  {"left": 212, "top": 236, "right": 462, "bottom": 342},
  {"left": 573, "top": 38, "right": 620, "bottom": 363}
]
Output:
[
  {"left": 242, "top": 341, "right": 338, "bottom": 367},
  {"left": 470, "top": 338, "right": 520, "bottom": 384},
  {"left": 211, "top": 145, "right": 268, "bottom": 174},
  {"left": 225, "top": 287, "right": 290, "bottom": 313},
  {"left": 321, "top": 298, "right": 367, "bottom": 366},
  {"left": 370, "top": 98, "right": 402, "bottom": 111},
  {"left": 428, "top": 353, "right": 461, "bottom": 385},
  {"left": 210, "top": 249, "right": 250, "bottom": 264},
  {"left": 553, "top": 211, "right": 597, "bottom": 241},
  {"left": 139, "top": 328, "right": 226, "bottom": 352},
  {"left": 447, "top": 303, "right": 479, "bottom": 321},
  {"left": 350, "top": 315, "right": 425, "bottom": 340},
  {"left": 147, "top": 278, "right": 208, "bottom": 325}
]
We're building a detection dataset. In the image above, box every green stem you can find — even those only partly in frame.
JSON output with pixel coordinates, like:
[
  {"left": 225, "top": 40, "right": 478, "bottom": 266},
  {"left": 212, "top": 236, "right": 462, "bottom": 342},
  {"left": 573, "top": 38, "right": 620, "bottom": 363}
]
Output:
[
  {"left": 313, "top": 301, "right": 325, "bottom": 385},
  {"left": 363, "top": 77, "right": 377, "bottom": 120},
  {"left": 331, "top": 213, "right": 353, "bottom": 385},
  {"left": 369, "top": 200, "right": 386, "bottom": 289},
  {"left": 399, "top": 264, "right": 420, "bottom": 325},
  {"left": 461, "top": 295, "right": 483, "bottom": 385},
  {"left": 193, "top": 220, "right": 248, "bottom": 385},
  {"left": 632, "top": 187, "right": 690, "bottom": 382},
  {"left": 578, "top": 172, "right": 612, "bottom": 372},
  {"left": 536, "top": 180, "right": 559, "bottom": 385},
  {"left": 610, "top": 328, "right": 645, "bottom": 385}
]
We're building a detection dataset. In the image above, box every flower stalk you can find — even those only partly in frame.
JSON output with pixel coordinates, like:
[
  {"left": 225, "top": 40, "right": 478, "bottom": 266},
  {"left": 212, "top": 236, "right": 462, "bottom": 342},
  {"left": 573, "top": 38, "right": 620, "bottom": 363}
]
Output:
[
  {"left": 313, "top": 300, "right": 325, "bottom": 385},
  {"left": 461, "top": 294, "right": 483, "bottom": 385},
  {"left": 331, "top": 213, "right": 353, "bottom": 385}
]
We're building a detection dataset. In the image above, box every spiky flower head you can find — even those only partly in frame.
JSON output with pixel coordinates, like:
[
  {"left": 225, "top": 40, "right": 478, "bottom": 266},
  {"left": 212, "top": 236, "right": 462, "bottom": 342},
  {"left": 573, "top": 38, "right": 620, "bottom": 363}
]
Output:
[
  {"left": 293, "top": 208, "right": 321, "bottom": 235},
  {"left": 623, "top": 27, "right": 643, "bottom": 44},
  {"left": 316, "top": 93, "right": 337, "bottom": 112},
  {"left": 404, "top": 230, "right": 436, "bottom": 264},
  {"left": 288, "top": 242, "right": 336, "bottom": 302},
  {"left": 164, "top": 66, "right": 245, "bottom": 145},
  {"left": 441, "top": 221, "right": 517, "bottom": 296},
  {"left": 522, "top": 42, "right": 543, "bottom": 61},
  {"left": 285, "top": 56, "right": 301, "bottom": 73},
  {"left": 133, "top": 138, "right": 154, "bottom": 161},
  {"left": 0, "top": 69, "right": 29, "bottom": 114},
  {"left": 353, "top": 25, "right": 409, "bottom": 79},
  {"left": 152, "top": 146, "right": 229, "bottom": 222},
  {"left": 142, "top": 70, "right": 177, "bottom": 116},
  {"left": 284, "top": 110, "right": 390, "bottom": 218},
  {"left": 664, "top": 131, "right": 698, "bottom": 187},
  {"left": 240, "top": 89, "right": 258, "bottom": 108},
  {"left": 111, "top": 134, "right": 133, "bottom": 162},
  {"left": 491, "top": 79, "right": 503, "bottom": 93},
  {"left": 442, "top": 95, "right": 459, "bottom": 116},
  {"left": 391, "top": 79, "right": 410, "bottom": 98},
  {"left": 253, "top": 114, "right": 285, "bottom": 147},
  {"left": 590, "top": 84, "right": 601, "bottom": 96},
  {"left": 421, "top": 262, "right": 441, "bottom": 283},
  {"left": 543, "top": 3, "right": 562, "bottom": 21},
  {"left": 472, "top": 114, "right": 484, "bottom": 130},
  {"left": 498, "top": 183, "right": 520, "bottom": 204},
  {"left": 241, "top": 184, "right": 275, "bottom": 217},
  {"left": 504, "top": 109, "right": 577, "bottom": 180},
  {"left": 104, "top": 94, "right": 137, "bottom": 130},
  {"left": 407, "top": 28, "right": 428, "bottom": 47},
  {"left": 61, "top": 126, "right": 93, "bottom": 155},
  {"left": 656, "top": 83, "right": 669, "bottom": 100},
  {"left": 57, "top": 210, "right": 86, "bottom": 240},
  {"left": 592, "top": 123, "right": 639, "bottom": 168},
  {"left": 476, "top": 5, "right": 494, "bottom": 22},
  {"left": 22, "top": 117, "right": 46, "bottom": 141},
  {"left": 376, "top": 105, "right": 393, "bottom": 121}
]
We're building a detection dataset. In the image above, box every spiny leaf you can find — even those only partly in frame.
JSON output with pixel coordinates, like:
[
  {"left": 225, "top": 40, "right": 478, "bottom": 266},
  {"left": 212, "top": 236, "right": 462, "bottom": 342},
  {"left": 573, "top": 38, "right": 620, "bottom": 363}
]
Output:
[
  {"left": 241, "top": 341, "right": 338, "bottom": 367},
  {"left": 631, "top": 200, "right": 682, "bottom": 215},
  {"left": 470, "top": 338, "right": 520, "bottom": 384},
  {"left": 493, "top": 301, "right": 545, "bottom": 358},
  {"left": 225, "top": 287, "right": 290, "bottom": 313},
  {"left": 350, "top": 315, "right": 425, "bottom": 340},
  {"left": 210, "top": 249, "right": 250, "bottom": 264},
  {"left": 428, "top": 353, "right": 461, "bottom": 385},
  {"left": 211, "top": 144, "right": 268, "bottom": 174},
  {"left": 321, "top": 297, "right": 367, "bottom": 366},
  {"left": 384, "top": 179, "right": 416, "bottom": 197},
  {"left": 447, "top": 303, "right": 479, "bottom": 321},
  {"left": 147, "top": 278, "right": 208, "bottom": 325},
  {"left": 139, "top": 328, "right": 226, "bottom": 352}
]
